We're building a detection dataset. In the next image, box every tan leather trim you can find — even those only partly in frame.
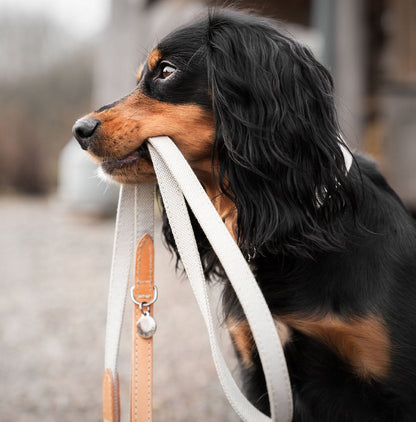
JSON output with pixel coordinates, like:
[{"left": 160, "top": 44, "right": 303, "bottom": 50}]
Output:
[
  {"left": 103, "top": 368, "right": 120, "bottom": 422},
  {"left": 130, "top": 234, "right": 154, "bottom": 422}
]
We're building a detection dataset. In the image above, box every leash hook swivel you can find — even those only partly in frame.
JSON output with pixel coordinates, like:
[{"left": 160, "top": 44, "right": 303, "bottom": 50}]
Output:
[{"left": 130, "top": 285, "right": 158, "bottom": 339}]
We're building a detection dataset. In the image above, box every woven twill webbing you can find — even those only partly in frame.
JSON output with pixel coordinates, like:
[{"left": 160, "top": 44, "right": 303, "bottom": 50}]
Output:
[{"left": 104, "top": 136, "right": 293, "bottom": 422}]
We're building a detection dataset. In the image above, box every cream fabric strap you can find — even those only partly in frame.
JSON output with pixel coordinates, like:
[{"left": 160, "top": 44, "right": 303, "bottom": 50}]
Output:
[
  {"left": 102, "top": 134, "right": 353, "bottom": 422},
  {"left": 103, "top": 183, "right": 155, "bottom": 422},
  {"left": 148, "top": 136, "right": 293, "bottom": 422},
  {"left": 106, "top": 134, "right": 373, "bottom": 421},
  {"left": 130, "top": 234, "right": 156, "bottom": 422}
]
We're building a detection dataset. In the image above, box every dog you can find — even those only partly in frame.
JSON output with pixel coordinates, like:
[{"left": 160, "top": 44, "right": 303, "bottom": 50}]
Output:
[{"left": 73, "top": 9, "right": 416, "bottom": 421}]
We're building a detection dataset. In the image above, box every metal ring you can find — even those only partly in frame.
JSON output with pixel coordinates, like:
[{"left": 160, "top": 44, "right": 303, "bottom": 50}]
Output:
[{"left": 130, "top": 285, "right": 158, "bottom": 312}]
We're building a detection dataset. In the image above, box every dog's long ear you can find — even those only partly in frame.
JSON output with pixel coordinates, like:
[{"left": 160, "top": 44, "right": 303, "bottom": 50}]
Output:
[{"left": 206, "top": 11, "right": 355, "bottom": 256}]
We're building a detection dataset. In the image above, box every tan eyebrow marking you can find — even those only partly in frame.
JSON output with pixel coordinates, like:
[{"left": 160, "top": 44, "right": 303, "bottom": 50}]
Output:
[
  {"left": 147, "top": 49, "right": 162, "bottom": 72},
  {"left": 136, "top": 63, "right": 145, "bottom": 82}
]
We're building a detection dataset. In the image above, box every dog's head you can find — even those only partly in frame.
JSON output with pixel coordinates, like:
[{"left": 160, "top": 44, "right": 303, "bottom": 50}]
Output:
[
  {"left": 72, "top": 18, "right": 215, "bottom": 185},
  {"left": 73, "top": 10, "right": 355, "bottom": 256}
]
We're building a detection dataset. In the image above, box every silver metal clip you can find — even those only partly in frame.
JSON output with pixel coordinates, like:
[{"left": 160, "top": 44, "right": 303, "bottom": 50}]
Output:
[
  {"left": 130, "top": 285, "right": 158, "bottom": 314},
  {"left": 130, "top": 286, "right": 158, "bottom": 338}
]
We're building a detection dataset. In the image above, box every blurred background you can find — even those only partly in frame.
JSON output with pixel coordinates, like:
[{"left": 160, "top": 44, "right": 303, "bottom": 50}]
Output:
[{"left": 0, "top": 0, "right": 415, "bottom": 421}]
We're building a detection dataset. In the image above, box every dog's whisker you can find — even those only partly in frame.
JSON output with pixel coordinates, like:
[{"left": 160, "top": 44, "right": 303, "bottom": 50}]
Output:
[{"left": 127, "top": 109, "right": 140, "bottom": 120}]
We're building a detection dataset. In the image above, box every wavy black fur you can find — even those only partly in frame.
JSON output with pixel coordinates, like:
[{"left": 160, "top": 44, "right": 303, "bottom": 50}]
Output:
[
  {"left": 206, "top": 11, "right": 357, "bottom": 259},
  {"left": 156, "top": 10, "right": 416, "bottom": 421}
]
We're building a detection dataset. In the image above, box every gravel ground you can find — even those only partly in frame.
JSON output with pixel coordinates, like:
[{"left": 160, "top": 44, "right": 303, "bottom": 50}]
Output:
[{"left": 0, "top": 195, "right": 240, "bottom": 422}]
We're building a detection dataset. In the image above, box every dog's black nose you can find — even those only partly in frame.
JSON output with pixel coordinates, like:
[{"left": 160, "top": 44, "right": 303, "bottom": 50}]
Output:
[{"left": 72, "top": 118, "right": 100, "bottom": 150}]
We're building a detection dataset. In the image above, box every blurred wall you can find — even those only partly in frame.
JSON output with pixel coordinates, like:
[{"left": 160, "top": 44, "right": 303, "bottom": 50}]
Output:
[
  {"left": 0, "top": 0, "right": 414, "bottom": 209},
  {"left": 0, "top": 14, "right": 93, "bottom": 194},
  {"left": 93, "top": 0, "right": 206, "bottom": 107},
  {"left": 381, "top": 0, "right": 416, "bottom": 208}
]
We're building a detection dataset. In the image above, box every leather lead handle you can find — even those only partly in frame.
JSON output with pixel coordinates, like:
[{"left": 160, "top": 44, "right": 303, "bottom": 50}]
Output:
[{"left": 130, "top": 234, "right": 155, "bottom": 422}]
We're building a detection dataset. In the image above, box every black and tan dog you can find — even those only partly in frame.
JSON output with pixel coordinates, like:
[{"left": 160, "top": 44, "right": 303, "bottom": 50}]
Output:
[{"left": 73, "top": 10, "right": 416, "bottom": 421}]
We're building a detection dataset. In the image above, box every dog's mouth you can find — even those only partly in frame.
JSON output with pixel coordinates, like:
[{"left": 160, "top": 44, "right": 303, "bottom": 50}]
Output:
[{"left": 101, "top": 142, "right": 151, "bottom": 174}]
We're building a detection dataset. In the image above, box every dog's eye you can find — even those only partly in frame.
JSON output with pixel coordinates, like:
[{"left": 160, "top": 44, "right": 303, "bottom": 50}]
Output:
[{"left": 161, "top": 64, "right": 176, "bottom": 79}]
